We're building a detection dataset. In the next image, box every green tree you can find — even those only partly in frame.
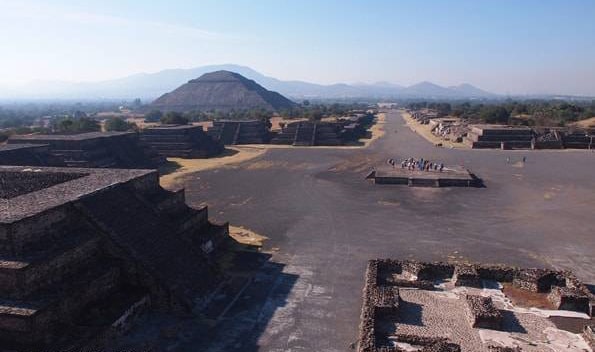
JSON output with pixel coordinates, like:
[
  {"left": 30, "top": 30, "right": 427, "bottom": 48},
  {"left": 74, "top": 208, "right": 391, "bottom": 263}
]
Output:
[
  {"left": 105, "top": 117, "right": 131, "bottom": 131},
  {"left": 144, "top": 110, "right": 163, "bottom": 122},
  {"left": 53, "top": 117, "right": 100, "bottom": 133},
  {"left": 160, "top": 111, "right": 189, "bottom": 125},
  {"left": 480, "top": 106, "right": 510, "bottom": 124}
]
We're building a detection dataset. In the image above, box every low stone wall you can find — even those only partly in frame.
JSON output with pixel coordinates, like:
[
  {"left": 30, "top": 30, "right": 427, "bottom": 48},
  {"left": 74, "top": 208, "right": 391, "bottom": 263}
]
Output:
[
  {"left": 488, "top": 347, "right": 522, "bottom": 352},
  {"left": 548, "top": 287, "right": 591, "bottom": 314},
  {"left": 402, "top": 261, "right": 454, "bottom": 281},
  {"left": 583, "top": 325, "right": 594, "bottom": 349},
  {"left": 512, "top": 268, "right": 565, "bottom": 293},
  {"left": 358, "top": 259, "right": 595, "bottom": 352},
  {"left": 454, "top": 265, "right": 482, "bottom": 288},
  {"left": 465, "top": 295, "right": 502, "bottom": 330},
  {"left": 420, "top": 342, "right": 461, "bottom": 352}
]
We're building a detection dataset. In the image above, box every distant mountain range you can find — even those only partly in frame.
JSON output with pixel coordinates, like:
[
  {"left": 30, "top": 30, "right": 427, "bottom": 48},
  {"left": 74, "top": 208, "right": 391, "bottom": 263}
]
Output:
[{"left": 0, "top": 64, "right": 497, "bottom": 101}]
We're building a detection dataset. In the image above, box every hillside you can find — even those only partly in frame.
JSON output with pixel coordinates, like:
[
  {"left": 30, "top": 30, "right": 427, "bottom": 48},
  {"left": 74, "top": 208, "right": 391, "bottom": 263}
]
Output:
[
  {"left": 150, "top": 70, "right": 296, "bottom": 112},
  {"left": 0, "top": 64, "right": 498, "bottom": 100}
]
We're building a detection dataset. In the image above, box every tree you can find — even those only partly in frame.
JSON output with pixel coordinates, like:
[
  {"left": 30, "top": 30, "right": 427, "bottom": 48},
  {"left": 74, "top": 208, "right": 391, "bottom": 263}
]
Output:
[
  {"left": 105, "top": 117, "right": 131, "bottom": 131},
  {"left": 480, "top": 106, "right": 510, "bottom": 124},
  {"left": 160, "top": 111, "right": 189, "bottom": 125},
  {"left": 436, "top": 102, "right": 451, "bottom": 117},
  {"left": 144, "top": 110, "right": 163, "bottom": 122},
  {"left": 53, "top": 117, "right": 100, "bottom": 133}
]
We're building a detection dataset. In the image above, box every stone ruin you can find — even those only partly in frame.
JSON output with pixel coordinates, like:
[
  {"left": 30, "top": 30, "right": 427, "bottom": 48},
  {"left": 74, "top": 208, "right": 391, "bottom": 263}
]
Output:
[
  {"left": 561, "top": 128, "right": 595, "bottom": 149},
  {"left": 465, "top": 295, "right": 502, "bottom": 330},
  {"left": 140, "top": 124, "right": 224, "bottom": 158},
  {"left": 584, "top": 324, "right": 595, "bottom": 349},
  {"left": 0, "top": 166, "right": 229, "bottom": 350},
  {"left": 207, "top": 120, "right": 271, "bottom": 145},
  {"left": 271, "top": 114, "right": 373, "bottom": 146},
  {"left": 511, "top": 268, "right": 566, "bottom": 293},
  {"left": 0, "top": 144, "right": 57, "bottom": 167},
  {"left": 271, "top": 121, "right": 344, "bottom": 146},
  {"left": 487, "top": 347, "right": 522, "bottom": 352},
  {"left": 463, "top": 124, "right": 594, "bottom": 150},
  {"left": 532, "top": 127, "right": 564, "bottom": 149},
  {"left": 464, "top": 125, "right": 534, "bottom": 150},
  {"left": 367, "top": 165, "right": 481, "bottom": 188},
  {"left": 454, "top": 264, "right": 482, "bottom": 288},
  {"left": 358, "top": 259, "right": 594, "bottom": 352},
  {"left": 359, "top": 260, "right": 462, "bottom": 352},
  {"left": 6, "top": 132, "right": 163, "bottom": 169}
]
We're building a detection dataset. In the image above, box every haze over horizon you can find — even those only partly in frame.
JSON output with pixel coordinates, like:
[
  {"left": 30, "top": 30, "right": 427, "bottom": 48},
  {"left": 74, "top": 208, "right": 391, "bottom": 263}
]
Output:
[{"left": 1, "top": 0, "right": 595, "bottom": 96}]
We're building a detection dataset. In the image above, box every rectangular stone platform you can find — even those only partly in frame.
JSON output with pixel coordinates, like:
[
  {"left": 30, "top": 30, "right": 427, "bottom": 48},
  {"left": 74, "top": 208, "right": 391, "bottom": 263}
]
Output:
[
  {"left": 140, "top": 124, "right": 223, "bottom": 158},
  {"left": 0, "top": 144, "right": 51, "bottom": 167},
  {"left": 367, "top": 166, "right": 480, "bottom": 187},
  {"left": 7, "top": 132, "right": 162, "bottom": 169},
  {"left": 0, "top": 166, "right": 229, "bottom": 349},
  {"left": 207, "top": 120, "right": 270, "bottom": 145},
  {"left": 358, "top": 259, "right": 594, "bottom": 352}
]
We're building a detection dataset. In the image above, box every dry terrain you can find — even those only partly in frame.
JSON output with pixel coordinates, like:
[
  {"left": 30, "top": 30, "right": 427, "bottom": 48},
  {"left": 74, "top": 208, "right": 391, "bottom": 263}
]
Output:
[{"left": 401, "top": 110, "right": 467, "bottom": 149}]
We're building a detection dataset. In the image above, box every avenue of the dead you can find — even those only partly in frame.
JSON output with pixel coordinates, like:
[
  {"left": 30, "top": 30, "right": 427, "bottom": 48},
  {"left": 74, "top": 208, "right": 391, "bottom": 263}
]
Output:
[{"left": 176, "top": 110, "right": 595, "bottom": 351}]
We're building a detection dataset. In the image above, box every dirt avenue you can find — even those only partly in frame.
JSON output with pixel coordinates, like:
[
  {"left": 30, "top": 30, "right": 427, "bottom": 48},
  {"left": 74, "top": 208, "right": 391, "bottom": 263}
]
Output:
[{"left": 177, "top": 110, "right": 595, "bottom": 351}]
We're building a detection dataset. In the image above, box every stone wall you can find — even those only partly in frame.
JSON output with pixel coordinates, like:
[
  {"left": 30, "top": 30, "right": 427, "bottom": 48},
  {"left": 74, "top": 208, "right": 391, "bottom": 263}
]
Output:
[
  {"left": 8, "top": 132, "right": 162, "bottom": 169},
  {"left": 583, "top": 325, "right": 594, "bottom": 349},
  {"left": 547, "top": 287, "right": 591, "bottom": 314},
  {"left": 0, "top": 144, "right": 54, "bottom": 167},
  {"left": 0, "top": 167, "right": 230, "bottom": 349},
  {"left": 512, "top": 269, "right": 565, "bottom": 293},
  {"left": 140, "top": 125, "right": 223, "bottom": 158},
  {"left": 465, "top": 295, "right": 502, "bottom": 330},
  {"left": 358, "top": 259, "right": 594, "bottom": 352},
  {"left": 453, "top": 265, "right": 481, "bottom": 288},
  {"left": 207, "top": 120, "right": 270, "bottom": 145},
  {"left": 0, "top": 170, "right": 86, "bottom": 199}
]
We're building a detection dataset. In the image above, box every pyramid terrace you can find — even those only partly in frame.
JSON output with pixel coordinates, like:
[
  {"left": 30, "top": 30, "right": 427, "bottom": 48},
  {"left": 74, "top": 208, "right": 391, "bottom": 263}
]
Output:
[
  {"left": 7, "top": 132, "right": 162, "bottom": 168},
  {"left": 0, "top": 166, "right": 228, "bottom": 349}
]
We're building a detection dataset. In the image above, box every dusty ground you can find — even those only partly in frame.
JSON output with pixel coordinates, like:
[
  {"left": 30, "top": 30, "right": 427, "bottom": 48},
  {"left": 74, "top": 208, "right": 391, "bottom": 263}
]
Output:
[
  {"left": 172, "top": 110, "right": 595, "bottom": 352},
  {"left": 571, "top": 116, "right": 595, "bottom": 129},
  {"left": 159, "top": 146, "right": 268, "bottom": 188},
  {"left": 401, "top": 110, "right": 467, "bottom": 149},
  {"left": 229, "top": 225, "right": 269, "bottom": 247},
  {"left": 159, "top": 114, "right": 384, "bottom": 188},
  {"left": 269, "top": 116, "right": 308, "bottom": 131}
]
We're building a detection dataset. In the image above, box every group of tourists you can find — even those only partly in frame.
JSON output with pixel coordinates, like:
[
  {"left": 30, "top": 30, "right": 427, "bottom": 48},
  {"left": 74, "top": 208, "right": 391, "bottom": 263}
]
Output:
[{"left": 386, "top": 157, "right": 445, "bottom": 172}]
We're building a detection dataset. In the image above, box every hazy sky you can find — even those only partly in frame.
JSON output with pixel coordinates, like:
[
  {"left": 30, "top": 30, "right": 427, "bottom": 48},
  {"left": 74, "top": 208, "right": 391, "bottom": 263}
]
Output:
[{"left": 1, "top": 0, "right": 595, "bottom": 95}]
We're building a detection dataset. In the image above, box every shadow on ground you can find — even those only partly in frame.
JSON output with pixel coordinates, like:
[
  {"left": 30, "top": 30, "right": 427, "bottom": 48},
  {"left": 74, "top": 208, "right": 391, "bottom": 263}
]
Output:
[
  {"left": 500, "top": 309, "right": 527, "bottom": 334},
  {"left": 178, "top": 240, "right": 299, "bottom": 352}
]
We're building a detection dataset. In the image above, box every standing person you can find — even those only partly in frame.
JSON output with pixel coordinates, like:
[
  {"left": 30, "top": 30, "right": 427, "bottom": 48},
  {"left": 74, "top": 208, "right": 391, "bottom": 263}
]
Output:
[
  {"left": 522, "top": 156, "right": 526, "bottom": 163},
  {"left": 506, "top": 156, "right": 510, "bottom": 164}
]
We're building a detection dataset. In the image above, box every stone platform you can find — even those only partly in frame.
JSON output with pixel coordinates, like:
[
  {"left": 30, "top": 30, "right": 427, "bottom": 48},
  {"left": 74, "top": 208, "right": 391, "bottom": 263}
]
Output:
[
  {"left": 0, "top": 166, "right": 228, "bottom": 350},
  {"left": 7, "top": 132, "right": 163, "bottom": 169},
  {"left": 366, "top": 166, "right": 480, "bottom": 187},
  {"left": 358, "top": 259, "right": 594, "bottom": 352},
  {"left": 0, "top": 144, "right": 53, "bottom": 166},
  {"left": 140, "top": 124, "right": 223, "bottom": 158}
]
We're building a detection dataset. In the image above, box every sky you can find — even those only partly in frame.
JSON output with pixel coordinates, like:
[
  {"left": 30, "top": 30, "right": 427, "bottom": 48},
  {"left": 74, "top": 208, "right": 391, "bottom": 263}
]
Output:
[{"left": 0, "top": 0, "right": 595, "bottom": 95}]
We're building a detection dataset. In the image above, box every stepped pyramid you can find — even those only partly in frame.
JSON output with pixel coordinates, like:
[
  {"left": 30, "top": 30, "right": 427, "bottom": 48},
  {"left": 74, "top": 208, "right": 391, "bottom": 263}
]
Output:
[{"left": 151, "top": 70, "right": 295, "bottom": 112}]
